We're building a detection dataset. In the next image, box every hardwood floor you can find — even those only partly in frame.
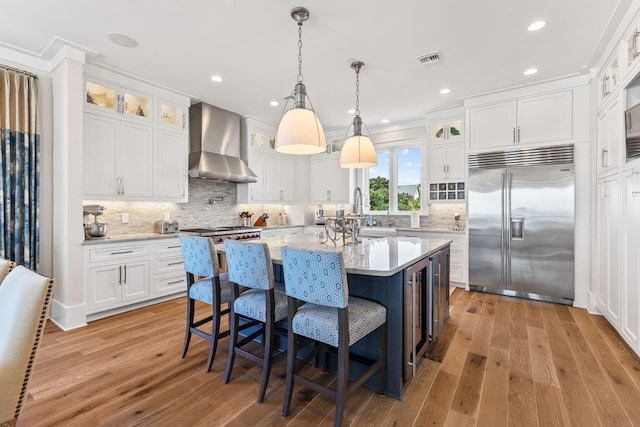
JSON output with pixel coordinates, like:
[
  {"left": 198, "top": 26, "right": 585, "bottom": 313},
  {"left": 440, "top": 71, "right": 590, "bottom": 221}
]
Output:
[{"left": 17, "top": 289, "right": 640, "bottom": 426}]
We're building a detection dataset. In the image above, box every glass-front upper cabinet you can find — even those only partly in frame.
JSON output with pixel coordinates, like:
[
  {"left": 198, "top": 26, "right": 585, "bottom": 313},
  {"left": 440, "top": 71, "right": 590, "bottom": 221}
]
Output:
[
  {"left": 429, "top": 117, "right": 464, "bottom": 143},
  {"left": 159, "top": 100, "right": 187, "bottom": 131},
  {"left": 85, "top": 78, "right": 153, "bottom": 123}
]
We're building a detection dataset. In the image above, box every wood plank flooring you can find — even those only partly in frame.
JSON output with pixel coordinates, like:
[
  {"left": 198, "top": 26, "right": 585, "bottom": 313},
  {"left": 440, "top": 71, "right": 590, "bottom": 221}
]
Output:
[{"left": 17, "top": 289, "right": 640, "bottom": 426}]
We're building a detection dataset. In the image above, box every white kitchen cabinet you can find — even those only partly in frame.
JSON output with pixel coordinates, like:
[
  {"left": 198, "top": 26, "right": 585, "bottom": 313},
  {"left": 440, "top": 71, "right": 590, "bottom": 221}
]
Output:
[
  {"left": 158, "top": 99, "right": 188, "bottom": 131},
  {"left": 397, "top": 230, "right": 467, "bottom": 285},
  {"left": 310, "top": 152, "right": 355, "bottom": 204},
  {"left": 598, "top": 54, "right": 621, "bottom": 109},
  {"left": 622, "top": 168, "right": 640, "bottom": 348},
  {"left": 87, "top": 258, "right": 150, "bottom": 313},
  {"left": 83, "top": 66, "right": 190, "bottom": 202},
  {"left": 596, "top": 175, "right": 621, "bottom": 328},
  {"left": 428, "top": 141, "right": 465, "bottom": 182},
  {"left": 156, "top": 129, "right": 188, "bottom": 201},
  {"left": 152, "top": 239, "right": 186, "bottom": 297},
  {"left": 469, "top": 90, "right": 573, "bottom": 151},
  {"left": 238, "top": 146, "right": 293, "bottom": 203},
  {"left": 83, "top": 113, "right": 154, "bottom": 199},
  {"left": 265, "top": 152, "right": 294, "bottom": 203},
  {"left": 85, "top": 238, "right": 186, "bottom": 319},
  {"left": 596, "top": 94, "right": 623, "bottom": 176},
  {"left": 85, "top": 77, "right": 153, "bottom": 124},
  {"left": 261, "top": 227, "right": 303, "bottom": 239},
  {"left": 429, "top": 116, "right": 464, "bottom": 143}
]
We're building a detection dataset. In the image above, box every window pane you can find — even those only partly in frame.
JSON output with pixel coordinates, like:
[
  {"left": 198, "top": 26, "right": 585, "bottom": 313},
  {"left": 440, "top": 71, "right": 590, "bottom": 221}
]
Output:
[
  {"left": 397, "top": 147, "right": 421, "bottom": 211},
  {"left": 369, "top": 151, "right": 389, "bottom": 211}
]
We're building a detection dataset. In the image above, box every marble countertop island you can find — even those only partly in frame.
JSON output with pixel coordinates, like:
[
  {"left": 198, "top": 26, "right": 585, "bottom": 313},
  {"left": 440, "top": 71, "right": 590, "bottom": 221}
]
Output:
[{"left": 215, "top": 234, "right": 452, "bottom": 276}]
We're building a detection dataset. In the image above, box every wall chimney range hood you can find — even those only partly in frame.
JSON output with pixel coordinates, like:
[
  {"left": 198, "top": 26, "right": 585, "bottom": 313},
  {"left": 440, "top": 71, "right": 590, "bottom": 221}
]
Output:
[{"left": 188, "top": 102, "right": 257, "bottom": 183}]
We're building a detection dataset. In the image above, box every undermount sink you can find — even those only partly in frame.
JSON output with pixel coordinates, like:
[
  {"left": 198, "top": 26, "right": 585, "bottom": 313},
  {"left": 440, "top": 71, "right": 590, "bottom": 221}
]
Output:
[{"left": 358, "top": 227, "right": 397, "bottom": 237}]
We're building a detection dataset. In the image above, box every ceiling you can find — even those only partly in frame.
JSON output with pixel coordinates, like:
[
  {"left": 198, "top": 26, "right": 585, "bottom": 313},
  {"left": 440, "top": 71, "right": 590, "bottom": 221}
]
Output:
[{"left": 0, "top": 0, "right": 632, "bottom": 130}]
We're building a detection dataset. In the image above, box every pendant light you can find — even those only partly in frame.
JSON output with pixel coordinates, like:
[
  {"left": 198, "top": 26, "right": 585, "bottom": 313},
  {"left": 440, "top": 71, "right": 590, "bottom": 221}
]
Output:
[
  {"left": 340, "top": 61, "right": 377, "bottom": 168},
  {"left": 275, "top": 7, "right": 327, "bottom": 155}
]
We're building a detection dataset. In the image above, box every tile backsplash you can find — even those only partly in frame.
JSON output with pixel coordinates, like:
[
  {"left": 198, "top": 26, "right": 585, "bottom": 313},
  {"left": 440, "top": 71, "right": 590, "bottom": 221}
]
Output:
[
  {"left": 84, "top": 179, "right": 467, "bottom": 236},
  {"left": 84, "top": 179, "right": 297, "bottom": 235}
]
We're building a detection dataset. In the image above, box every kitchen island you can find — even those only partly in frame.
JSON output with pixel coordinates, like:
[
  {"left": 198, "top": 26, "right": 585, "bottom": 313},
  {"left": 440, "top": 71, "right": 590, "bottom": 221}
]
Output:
[{"left": 216, "top": 234, "right": 452, "bottom": 399}]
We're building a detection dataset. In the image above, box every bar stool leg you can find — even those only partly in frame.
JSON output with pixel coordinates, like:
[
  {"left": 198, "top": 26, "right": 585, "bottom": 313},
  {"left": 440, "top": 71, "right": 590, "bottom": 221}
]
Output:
[
  {"left": 335, "top": 341, "right": 349, "bottom": 427},
  {"left": 258, "top": 314, "right": 274, "bottom": 403},
  {"left": 181, "top": 297, "right": 195, "bottom": 358},
  {"left": 224, "top": 309, "right": 238, "bottom": 383},
  {"left": 282, "top": 321, "right": 297, "bottom": 417},
  {"left": 206, "top": 303, "right": 221, "bottom": 372}
]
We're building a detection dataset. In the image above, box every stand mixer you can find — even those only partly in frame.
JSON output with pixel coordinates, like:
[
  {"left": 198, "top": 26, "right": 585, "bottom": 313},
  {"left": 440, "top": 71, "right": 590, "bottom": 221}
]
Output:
[{"left": 83, "top": 205, "right": 108, "bottom": 238}]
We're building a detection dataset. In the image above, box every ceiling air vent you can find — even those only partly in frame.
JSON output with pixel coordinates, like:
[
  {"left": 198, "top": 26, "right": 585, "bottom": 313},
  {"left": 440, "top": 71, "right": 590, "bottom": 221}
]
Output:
[{"left": 417, "top": 51, "right": 441, "bottom": 66}]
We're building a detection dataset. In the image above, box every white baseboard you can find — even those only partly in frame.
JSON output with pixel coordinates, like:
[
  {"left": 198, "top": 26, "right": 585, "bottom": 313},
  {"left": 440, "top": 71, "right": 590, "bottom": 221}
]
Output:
[{"left": 50, "top": 299, "right": 88, "bottom": 331}]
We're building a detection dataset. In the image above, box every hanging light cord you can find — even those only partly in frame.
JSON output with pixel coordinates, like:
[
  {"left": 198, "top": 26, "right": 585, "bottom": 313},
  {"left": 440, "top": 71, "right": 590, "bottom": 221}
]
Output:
[
  {"left": 354, "top": 66, "right": 361, "bottom": 117},
  {"left": 297, "top": 22, "right": 304, "bottom": 83}
]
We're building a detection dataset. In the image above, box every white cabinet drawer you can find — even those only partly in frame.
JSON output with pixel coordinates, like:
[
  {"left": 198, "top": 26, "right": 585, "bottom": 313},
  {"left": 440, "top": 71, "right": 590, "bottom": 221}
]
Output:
[
  {"left": 153, "top": 274, "right": 186, "bottom": 297},
  {"left": 154, "top": 255, "right": 184, "bottom": 275},
  {"left": 88, "top": 243, "right": 150, "bottom": 263},
  {"left": 154, "top": 239, "right": 182, "bottom": 255}
]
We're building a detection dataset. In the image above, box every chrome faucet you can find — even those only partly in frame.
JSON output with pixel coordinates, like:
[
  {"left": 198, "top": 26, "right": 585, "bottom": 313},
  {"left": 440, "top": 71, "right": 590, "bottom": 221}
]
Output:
[{"left": 354, "top": 187, "right": 363, "bottom": 217}]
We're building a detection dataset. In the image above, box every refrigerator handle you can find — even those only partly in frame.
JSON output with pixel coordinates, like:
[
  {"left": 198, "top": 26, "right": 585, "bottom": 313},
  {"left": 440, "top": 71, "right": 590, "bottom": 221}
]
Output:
[{"left": 506, "top": 171, "right": 513, "bottom": 289}]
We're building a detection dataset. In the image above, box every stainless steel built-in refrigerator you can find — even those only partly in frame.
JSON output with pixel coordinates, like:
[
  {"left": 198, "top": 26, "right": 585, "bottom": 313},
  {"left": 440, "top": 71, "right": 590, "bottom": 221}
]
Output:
[{"left": 468, "top": 144, "right": 575, "bottom": 305}]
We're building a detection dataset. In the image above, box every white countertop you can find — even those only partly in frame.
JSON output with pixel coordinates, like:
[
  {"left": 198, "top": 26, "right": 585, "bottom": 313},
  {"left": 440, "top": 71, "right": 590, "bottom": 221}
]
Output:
[{"left": 216, "top": 234, "right": 452, "bottom": 277}]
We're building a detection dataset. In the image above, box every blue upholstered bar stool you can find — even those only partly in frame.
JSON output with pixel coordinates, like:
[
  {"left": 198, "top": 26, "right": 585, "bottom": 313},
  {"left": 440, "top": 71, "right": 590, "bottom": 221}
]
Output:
[
  {"left": 223, "top": 240, "right": 288, "bottom": 403},
  {"left": 179, "top": 235, "right": 231, "bottom": 372},
  {"left": 280, "top": 247, "right": 387, "bottom": 427}
]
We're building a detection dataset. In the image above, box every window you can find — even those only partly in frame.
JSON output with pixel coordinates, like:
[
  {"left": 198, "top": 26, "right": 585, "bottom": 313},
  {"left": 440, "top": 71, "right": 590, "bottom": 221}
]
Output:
[
  {"left": 397, "top": 147, "right": 421, "bottom": 211},
  {"left": 369, "top": 151, "right": 389, "bottom": 211},
  {"left": 366, "top": 144, "right": 422, "bottom": 213}
]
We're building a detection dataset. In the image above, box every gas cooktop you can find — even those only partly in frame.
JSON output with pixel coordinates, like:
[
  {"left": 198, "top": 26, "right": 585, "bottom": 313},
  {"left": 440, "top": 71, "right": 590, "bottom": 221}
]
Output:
[{"left": 181, "top": 226, "right": 260, "bottom": 233}]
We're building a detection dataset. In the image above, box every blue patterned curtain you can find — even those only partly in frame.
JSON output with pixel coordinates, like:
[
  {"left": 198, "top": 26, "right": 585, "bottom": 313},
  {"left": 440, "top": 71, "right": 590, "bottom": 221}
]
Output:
[{"left": 0, "top": 67, "right": 40, "bottom": 269}]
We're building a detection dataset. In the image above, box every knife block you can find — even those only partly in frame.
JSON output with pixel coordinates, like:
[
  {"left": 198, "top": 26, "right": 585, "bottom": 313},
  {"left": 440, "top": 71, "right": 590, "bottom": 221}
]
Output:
[{"left": 254, "top": 217, "right": 266, "bottom": 227}]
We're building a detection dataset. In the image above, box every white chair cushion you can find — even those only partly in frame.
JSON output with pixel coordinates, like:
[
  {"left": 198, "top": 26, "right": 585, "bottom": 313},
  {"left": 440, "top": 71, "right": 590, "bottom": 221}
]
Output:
[{"left": 0, "top": 266, "right": 54, "bottom": 424}]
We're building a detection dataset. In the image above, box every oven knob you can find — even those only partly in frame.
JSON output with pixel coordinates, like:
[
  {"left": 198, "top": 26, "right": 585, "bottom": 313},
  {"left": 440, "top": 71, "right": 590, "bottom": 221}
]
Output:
[
  {"left": 235, "top": 236, "right": 241, "bottom": 240},
  {"left": 217, "top": 237, "right": 223, "bottom": 243}
]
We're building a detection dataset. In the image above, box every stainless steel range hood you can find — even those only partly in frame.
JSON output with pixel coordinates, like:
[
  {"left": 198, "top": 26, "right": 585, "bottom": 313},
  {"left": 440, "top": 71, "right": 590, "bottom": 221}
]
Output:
[{"left": 188, "top": 102, "right": 257, "bottom": 183}]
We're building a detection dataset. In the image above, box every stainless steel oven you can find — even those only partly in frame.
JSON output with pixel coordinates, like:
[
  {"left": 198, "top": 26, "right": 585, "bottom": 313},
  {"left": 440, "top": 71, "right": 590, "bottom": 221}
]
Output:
[{"left": 180, "top": 227, "right": 262, "bottom": 243}]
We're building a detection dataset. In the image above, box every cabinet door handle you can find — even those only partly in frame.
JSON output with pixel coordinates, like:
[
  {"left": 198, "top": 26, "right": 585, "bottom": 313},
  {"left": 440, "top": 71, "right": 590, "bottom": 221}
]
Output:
[
  {"left": 602, "top": 148, "right": 608, "bottom": 167},
  {"left": 517, "top": 127, "right": 521, "bottom": 143},
  {"left": 123, "top": 265, "right": 127, "bottom": 284},
  {"left": 601, "top": 180, "right": 607, "bottom": 199},
  {"left": 513, "top": 127, "right": 516, "bottom": 144},
  {"left": 327, "top": 190, "right": 331, "bottom": 201},
  {"left": 118, "top": 265, "right": 122, "bottom": 285},
  {"left": 634, "top": 30, "right": 640, "bottom": 60},
  {"left": 182, "top": 113, "right": 186, "bottom": 129}
]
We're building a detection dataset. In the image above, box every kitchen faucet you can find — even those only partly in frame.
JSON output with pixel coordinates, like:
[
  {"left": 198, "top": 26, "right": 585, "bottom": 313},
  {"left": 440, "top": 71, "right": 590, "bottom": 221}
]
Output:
[{"left": 354, "top": 187, "right": 363, "bottom": 217}]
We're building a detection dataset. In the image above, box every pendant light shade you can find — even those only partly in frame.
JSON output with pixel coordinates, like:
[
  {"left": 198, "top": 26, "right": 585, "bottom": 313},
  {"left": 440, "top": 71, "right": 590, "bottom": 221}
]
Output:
[
  {"left": 340, "top": 61, "right": 377, "bottom": 168},
  {"left": 275, "top": 7, "right": 327, "bottom": 155}
]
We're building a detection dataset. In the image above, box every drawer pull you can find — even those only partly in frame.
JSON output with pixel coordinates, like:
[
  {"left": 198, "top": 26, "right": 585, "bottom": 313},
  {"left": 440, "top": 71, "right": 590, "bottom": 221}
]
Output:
[
  {"left": 168, "top": 261, "right": 184, "bottom": 266},
  {"left": 167, "top": 245, "right": 181, "bottom": 249},
  {"left": 111, "top": 250, "right": 134, "bottom": 255},
  {"left": 168, "top": 280, "right": 183, "bottom": 285}
]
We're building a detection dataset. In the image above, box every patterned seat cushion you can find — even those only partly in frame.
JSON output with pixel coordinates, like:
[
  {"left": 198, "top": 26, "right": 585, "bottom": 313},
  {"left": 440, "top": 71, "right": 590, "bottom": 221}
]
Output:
[
  {"left": 188, "top": 272, "right": 232, "bottom": 305},
  {"left": 234, "top": 286, "right": 288, "bottom": 323},
  {"left": 292, "top": 296, "right": 386, "bottom": 347}
]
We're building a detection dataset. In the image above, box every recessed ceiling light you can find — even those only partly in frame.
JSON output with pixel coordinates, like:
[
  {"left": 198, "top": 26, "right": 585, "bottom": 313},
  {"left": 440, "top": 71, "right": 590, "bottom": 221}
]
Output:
[
  {"left": 381, "top": 119, "right": 389, "bottom": 124},
  {"left": 524, "top": 68, "right": 538, "bottom": 76},
  {"left": 348, "top": 109, "right": 355, "bottom": 114},
  {"left": 440, "top": 88, "right": 450, "bottom": 94},
  {"left": 211, "top": 75, "right": 223, "bottom": 83},
  {"left": 527, "top": 21, "right": 546, "bottom": 32},
  {"left": 107, "top": 32, "right": 138, "bottom": 48},
  {"left": 270, "top": 101, "right": 279, "bottom": 107}
]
